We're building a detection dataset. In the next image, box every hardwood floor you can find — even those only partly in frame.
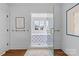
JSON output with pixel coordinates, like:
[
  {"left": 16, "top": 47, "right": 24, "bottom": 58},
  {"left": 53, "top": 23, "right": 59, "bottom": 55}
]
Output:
[
  {"left": 2, "top": 49, "right": 27, "bottom": 56},
  {"left": 54, "top": 49, "right": 67, "bottom": 56},
  {"left": 2, "top": 49, "right": 67, "bottom": 56}
]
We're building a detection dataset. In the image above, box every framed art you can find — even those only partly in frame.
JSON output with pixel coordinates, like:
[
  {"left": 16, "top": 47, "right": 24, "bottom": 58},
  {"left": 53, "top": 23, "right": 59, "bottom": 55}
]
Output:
[
  {"left": 66, "top": 3, "right": 79, "bottom": 37},
  {"left": 15, "top": 17, "right": 25, "bottom": 30}
]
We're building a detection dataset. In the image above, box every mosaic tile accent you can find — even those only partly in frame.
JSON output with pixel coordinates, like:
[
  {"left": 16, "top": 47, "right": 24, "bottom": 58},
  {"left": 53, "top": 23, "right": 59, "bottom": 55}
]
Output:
[
  {"left": 31, "top": 35, "right": 47, "bottom": 45},
  {"left": 47, "top": 35, "right": 53, "bottom": 45},
  {"left": 31, "top": 35, "right": 53, "bottom": 47}
]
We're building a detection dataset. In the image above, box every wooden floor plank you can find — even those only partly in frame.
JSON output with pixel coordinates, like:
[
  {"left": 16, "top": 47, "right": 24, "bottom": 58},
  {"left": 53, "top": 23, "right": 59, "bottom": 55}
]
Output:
[
  {"left": 2, "top": 49, "right": 67, "bottom": 56},
  {"left": 2, "top": 49, "right": 27, "bottom": 56},
  {"left": 54, "top": 49, "right": 67, "bottom": 56}
]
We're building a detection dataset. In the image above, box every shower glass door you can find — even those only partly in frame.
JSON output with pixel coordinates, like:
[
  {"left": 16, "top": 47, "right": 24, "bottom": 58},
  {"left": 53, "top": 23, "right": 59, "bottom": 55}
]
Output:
[
  {"left": 31, "top": 13, "right": 53, "bottom": 49},
  {"left": 46, "top": 14, "right": 54, "bottom": 55}
]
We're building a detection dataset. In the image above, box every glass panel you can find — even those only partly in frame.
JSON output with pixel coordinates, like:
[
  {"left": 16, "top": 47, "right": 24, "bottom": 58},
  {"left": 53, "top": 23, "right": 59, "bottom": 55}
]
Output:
[
  {"left": 31, "top": 13, "right": 53, "bottom": 56},
  {"left": 46, "top": 20, "right": 48, "bottom": 29}
]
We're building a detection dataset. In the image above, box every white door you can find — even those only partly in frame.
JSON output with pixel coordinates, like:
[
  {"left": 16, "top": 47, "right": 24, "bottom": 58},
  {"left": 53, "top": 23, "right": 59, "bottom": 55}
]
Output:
[
  {"left": 10, "top": 6, "right": 30, "bottom": 49},
  {"left": 10, "top": 16, "right": 28, "bottom": 49},
  {"left": 0, "top": 4, "right": 9, "bottom": 51}
]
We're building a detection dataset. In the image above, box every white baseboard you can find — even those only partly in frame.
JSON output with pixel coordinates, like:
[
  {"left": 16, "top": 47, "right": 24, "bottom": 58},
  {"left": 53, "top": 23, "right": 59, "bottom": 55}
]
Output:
[{"left": 62, "top": 49, "right": 77, "bottom": 56}]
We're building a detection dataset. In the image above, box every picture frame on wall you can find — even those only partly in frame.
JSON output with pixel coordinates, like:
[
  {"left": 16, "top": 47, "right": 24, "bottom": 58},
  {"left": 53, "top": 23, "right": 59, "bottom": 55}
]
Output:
[
  {"left": 15, "top": 17, "right": 25, "bottom": 30},
  {"left": 66, "top": 3, "right": 79, "bottom": 37}
]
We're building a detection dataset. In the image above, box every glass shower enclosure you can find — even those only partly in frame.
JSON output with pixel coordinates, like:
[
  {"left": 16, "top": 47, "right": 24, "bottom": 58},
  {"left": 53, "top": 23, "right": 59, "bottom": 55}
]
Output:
[{"left": 30, "top": 13, "right": 53, "bottom": 56}]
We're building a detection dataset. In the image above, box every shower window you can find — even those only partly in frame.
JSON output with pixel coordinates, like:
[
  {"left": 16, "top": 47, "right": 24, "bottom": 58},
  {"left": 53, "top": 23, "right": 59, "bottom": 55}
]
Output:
[
  {"left": 34, "top": 20, "right": 45, "bottom": 30},
  {"left": 34, "top": 21, "right": 39, "bottom": 30}
]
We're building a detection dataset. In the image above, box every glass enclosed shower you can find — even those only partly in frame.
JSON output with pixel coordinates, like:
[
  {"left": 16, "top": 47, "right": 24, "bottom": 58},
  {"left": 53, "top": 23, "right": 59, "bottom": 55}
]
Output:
[{"left": 25, "top": 13, "right": 53, "bottom": 56}]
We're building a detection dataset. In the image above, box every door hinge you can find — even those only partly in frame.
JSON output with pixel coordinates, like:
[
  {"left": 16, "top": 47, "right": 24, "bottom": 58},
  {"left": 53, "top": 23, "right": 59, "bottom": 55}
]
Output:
[
  {"left": 7, "top": 29, "right": 8, "bottom": 32},
  {"left": 7, "top": 43, "right": 8, "bottom": 46},
  {"left": 6, "top": 15, "right": 8, "bottom": 18}
]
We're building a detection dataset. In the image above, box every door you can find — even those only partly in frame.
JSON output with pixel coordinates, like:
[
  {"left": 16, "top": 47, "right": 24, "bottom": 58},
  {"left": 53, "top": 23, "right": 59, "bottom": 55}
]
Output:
[
  {"left": 47, "top": 14, "right": 53, "bottom": 48},
  {"left": 10, "top": 17, "right": 28, "bottom": 49},
  {"left": 9, "top": 5, "right": 31, "bottom": 49}
]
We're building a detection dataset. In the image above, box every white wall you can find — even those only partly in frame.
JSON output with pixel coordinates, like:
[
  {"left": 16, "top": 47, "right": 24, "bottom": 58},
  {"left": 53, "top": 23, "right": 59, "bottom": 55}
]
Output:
[
  {"left": 61, "top": 3, "right": 79, "bottom": 56},
  {"left": 53, "top": 4, "right": 62, "bottom": 49},
  {"left": 0, "top": 4, "right": 9, "bottom": 52},
  {"left": 9, "top": 3, "right": 62, "bottom": 49}
]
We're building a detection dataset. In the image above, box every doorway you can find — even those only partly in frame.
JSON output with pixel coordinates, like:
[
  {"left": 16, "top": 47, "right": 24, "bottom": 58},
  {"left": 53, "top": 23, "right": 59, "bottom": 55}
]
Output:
[{"left": 31, "top": 13, "right": 53, "bottom": 48}]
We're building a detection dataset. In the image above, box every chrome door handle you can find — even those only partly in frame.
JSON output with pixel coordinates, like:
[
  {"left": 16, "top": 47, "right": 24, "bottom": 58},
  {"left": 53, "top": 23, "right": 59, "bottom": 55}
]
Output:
[
  {"left": 27, "top": 29, "right": 29, "bottom": 32},
  {"left": 54, "top": 30, "right": 60, "bottom": 32}
]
